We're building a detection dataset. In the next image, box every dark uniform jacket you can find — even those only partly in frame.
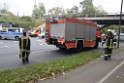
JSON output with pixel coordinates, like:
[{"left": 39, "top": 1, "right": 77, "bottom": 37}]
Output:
[
  {"left": 103, "top": 32, "right": 116, "bottom": 49},
  {"left": 105, "top": 36, "right": 113, "bottom": 49},
  {"left": 19, "top": 36, "right": 30, "bottom": 52}
]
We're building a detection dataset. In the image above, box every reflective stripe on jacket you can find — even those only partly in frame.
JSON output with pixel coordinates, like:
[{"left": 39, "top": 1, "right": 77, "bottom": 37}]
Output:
[{"left": 104, "top": 38, "right": 113, "bottom": 49}]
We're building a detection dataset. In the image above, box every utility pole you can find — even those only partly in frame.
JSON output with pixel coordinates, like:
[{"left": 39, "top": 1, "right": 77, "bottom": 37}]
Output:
[{"left": 117, "top": 0, "right": 123, "bottom": 48}]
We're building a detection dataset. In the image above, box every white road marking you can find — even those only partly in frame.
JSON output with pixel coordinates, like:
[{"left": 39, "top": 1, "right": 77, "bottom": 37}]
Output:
[
  {"left": 98, "top": 60, "right": 124, "bottom": 83},
  {"left": 31, "top": 49, "right": 56, "bottom": 53},
  {"left": 39, "top": 44, "right": 42, "bottom": 45},
  {"left": 3, "top": 46, "right": 9, "bottom": 48},
  {"left": 13, "top": 41, "right": 18, "bottom": 42},
  {"left": 0, "top": 45, "right": 17, "bottom": 48}
]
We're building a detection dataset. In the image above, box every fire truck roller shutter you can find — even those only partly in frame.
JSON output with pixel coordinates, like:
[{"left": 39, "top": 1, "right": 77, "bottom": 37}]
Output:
[
  {"left": 76, "top": 22, "right": 85, "bottom": 39},
  {"left": 90, "top": 26, "right": 97, "bottom": 47},
  {"left": 50, "top": 23, "right": 65, "bottom": 39},
  {"left": 84, "top": 24, "right": 91, "bottom": 47},
  {"left": 65, "top": 20, "right": 76, "bottom": 41}
]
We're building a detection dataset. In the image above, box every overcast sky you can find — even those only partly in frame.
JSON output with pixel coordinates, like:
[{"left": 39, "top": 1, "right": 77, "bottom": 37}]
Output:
[{"left": 0, "top": 0, "right": 123, "bottom": 16}]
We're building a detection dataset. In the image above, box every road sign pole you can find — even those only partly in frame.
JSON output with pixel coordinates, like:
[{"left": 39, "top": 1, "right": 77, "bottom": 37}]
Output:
[{"left": 117, "top": 0, "right": 123, "bottom": 48}]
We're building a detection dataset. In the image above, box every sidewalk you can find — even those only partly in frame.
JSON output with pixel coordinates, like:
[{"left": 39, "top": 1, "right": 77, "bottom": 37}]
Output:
[{"left": 39, "top": 47, "right": 124, "bottom": 83}]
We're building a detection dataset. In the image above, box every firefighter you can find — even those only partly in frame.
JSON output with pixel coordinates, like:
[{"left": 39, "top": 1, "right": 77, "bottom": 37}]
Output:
[
  {"left": 103, "top": 29, "right": 115, "bottom": 60},
  {"left": 19, "top": 31, "right": 31, "bottom": 64}
]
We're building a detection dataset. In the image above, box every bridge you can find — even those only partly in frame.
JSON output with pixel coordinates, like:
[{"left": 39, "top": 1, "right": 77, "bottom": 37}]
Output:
[
  {"left": 1, "top": 13, "right": 124, "bottom": 25},
  {"left": 77, "top": 14, "right": 124, "bottom": 25}
]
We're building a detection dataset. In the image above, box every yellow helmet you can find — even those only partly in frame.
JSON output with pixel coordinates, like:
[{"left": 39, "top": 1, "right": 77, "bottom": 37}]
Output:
[{"left": 107, "top": 29, "right": 112, "bottom": 32}]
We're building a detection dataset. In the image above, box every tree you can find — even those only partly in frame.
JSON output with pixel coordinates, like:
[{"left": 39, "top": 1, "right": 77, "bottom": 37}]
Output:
[
  {"left": 48, "top": 7, "right": 64, "bottom": 16},
  {"left": 0, "top": 12, "right": 16, "bottom": 24},
  {"left": 79, "top": 0, "right": 107, "bottom": 16},
  {"left": 34, "top": 18, "right": 44, "bottom": 27},
  {"left": 95, "top": 6, "right": 107, "bottom": 15},
  {"left": 20, "top": 16, "right": 32, "bottom": 22},
  {"left": 72, "top": 6, "right": 79, "bottom": 15},
  {"left": 65, "top": 8, "right": 73, "bottom": 17},
  {"left": 32, "top": 3, "right": 46, "bottom": 19},
  {"left": 0, "top": 9, "right": 7, "bottom": 14},
  {"left": 80, "top": 0, "right": 96, "bottom": 16}
]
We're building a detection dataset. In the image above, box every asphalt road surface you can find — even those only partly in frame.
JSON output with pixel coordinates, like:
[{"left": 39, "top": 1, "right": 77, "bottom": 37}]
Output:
[
  {"left": 0, "top": 37, "right": 77, "bottom": 71},
  {"left": 0, "top": 38, "right": 123, "bottom": 71}
]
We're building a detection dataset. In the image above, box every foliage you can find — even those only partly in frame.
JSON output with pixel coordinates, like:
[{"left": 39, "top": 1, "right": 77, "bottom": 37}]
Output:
[
  {"left": 0, "top": 51, "right": 102, "bottom": 83},
  {"left": 34, "top": 18, "right": 44, "bottom": 27},
  {"left": 80, "top": 0, "right": 95, "bottom": 15},
  {"left": 47, "top": 0, "right": 107, "bottom": 17},
  {"left": 32, "top": 3, "right": 46, "bottom": 19},
  {"left": 95, "top": 6, "right": 107, "bottom": 15},
  {"left": 65, "top": 6, "right": 79, "bottom": 17},
  {"left": 0, "top": 1, "right": 107, "bottom": 30},
  {"left": 79, "top": 0, "right": 107, "bottom": 16},
  {"left": 0, "top": 9, "right": 7, "bottom": 14},
  {"left": 0, "top": 11, "right": 44, "bottom": 30},
  {"left": 48, "top": 7, "right": 64, "bottom": 16}
]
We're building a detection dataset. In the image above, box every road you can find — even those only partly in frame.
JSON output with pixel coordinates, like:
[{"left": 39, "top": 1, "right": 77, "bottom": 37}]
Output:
[
  {"left": 0, "top": 38, "right": 123, "bottom": 71},
  {"left": 0, "top": 38, "right": 76, "bottom": 71}
]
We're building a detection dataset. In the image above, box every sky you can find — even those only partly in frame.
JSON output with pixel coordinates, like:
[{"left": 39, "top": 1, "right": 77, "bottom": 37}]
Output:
[{"left": 0, "top": 0, "right": 123, "bottom": 16}]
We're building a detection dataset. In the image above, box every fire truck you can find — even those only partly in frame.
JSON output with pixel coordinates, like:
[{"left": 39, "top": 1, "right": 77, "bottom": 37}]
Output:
[{"left": 45, "top": 17, "right": 101, "bottom": 51}]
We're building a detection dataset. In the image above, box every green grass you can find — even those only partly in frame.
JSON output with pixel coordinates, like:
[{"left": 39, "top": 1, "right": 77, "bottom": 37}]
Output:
[{"left": 0, "top": 50, "right": 102, "bottom": 83}]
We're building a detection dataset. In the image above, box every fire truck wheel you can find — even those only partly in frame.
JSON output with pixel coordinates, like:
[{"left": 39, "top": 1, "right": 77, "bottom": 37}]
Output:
[{"left": 76, "top": 42, "right": 83, "bottom": 52}]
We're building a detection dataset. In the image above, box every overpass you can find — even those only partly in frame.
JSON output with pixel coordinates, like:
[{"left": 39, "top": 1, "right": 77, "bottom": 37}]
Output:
[{"left": 77, "top": 14, "right": 124, "bottom": 25}]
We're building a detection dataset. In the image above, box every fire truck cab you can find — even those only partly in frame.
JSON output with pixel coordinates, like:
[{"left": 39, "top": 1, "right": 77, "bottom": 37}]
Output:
[{"left": 45, "top": 16, "right": 101, "bottom": 51}]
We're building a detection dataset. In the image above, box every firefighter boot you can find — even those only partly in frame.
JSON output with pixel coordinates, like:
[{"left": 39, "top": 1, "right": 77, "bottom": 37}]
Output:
[
  {"left": 108, "top": 55, "right": 111, "bottom": 60},
  {"left": 26, "top": 57, "right": 29, "bottom": 63},
  {"left": 104, "top": 55, "right": 108, "bottom": 61},
  {"left": 22, "top": 59, "right": 25, "bottom": 64}
]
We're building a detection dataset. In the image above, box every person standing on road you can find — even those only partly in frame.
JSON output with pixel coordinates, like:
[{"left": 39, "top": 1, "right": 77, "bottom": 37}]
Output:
[
  {"left": 103, "top": 29, "right": 116, "bottom": 60},
  {"left": 19, "top": 31, "right": 31, "bottom": 64}
]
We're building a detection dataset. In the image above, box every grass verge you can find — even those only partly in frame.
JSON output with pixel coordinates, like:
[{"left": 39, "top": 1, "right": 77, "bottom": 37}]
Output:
[{"left": 0, "top": 50, "right": 102, "bottom": 83}]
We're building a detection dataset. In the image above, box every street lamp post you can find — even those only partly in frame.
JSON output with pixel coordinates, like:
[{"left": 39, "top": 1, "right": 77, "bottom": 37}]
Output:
[{"left": 117, "top": 0, "right": 123, "bottom": 48}]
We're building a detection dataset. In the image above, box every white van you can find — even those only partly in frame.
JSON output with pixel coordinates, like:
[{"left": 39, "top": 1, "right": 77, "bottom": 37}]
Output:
[
  {"left": 120, "top": 33, "right": 124, "bottom": 40},
  {"left": 115, "top": 33, "right": 124, "bottom": 41},
  {"left": 0, "top": 27, "right": 23, "bottom": 40}
]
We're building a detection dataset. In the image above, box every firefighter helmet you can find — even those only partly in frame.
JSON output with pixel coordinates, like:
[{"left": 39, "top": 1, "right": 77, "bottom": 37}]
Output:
[{"left": 107, "top": 29, "right": 112, "bottom": 32}]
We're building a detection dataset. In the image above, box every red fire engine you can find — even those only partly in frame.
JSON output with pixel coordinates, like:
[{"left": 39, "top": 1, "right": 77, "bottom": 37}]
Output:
[{"left": 45, "top": 17, "right": 101, "bottom": 51}]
